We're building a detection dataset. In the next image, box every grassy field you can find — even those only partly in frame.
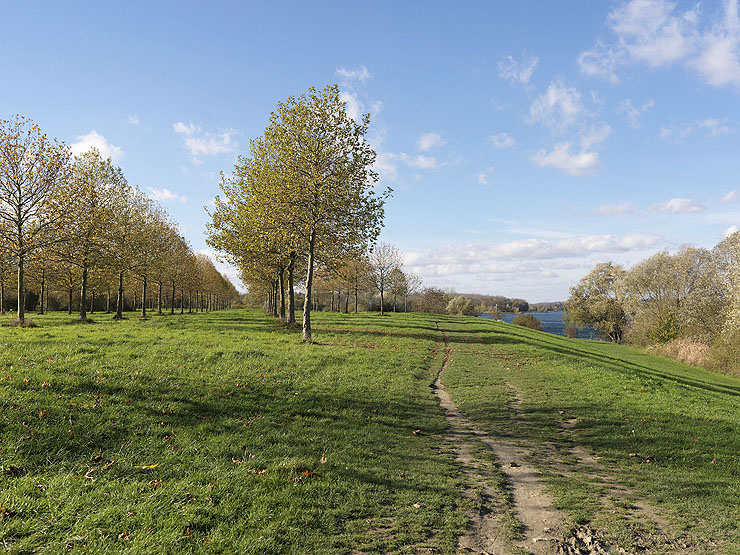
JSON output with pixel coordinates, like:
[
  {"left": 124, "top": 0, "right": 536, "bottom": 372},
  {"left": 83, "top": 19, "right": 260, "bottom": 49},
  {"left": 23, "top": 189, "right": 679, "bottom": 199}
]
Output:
[
  {"left": 0, "top": 310, "right": 466, "bottom": 554},
  {"left": 440, "top": 316, "right": 740, "bottom": 552},
  {"left": 3, "top": 309, "right": 740, "bottom": 553}
]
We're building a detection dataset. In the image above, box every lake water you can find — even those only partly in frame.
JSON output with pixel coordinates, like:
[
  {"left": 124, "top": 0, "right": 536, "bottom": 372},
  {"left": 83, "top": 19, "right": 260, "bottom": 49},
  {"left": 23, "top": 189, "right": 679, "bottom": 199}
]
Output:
[{"left": 478, "top": 311, "right": 599, "bottom": 340}]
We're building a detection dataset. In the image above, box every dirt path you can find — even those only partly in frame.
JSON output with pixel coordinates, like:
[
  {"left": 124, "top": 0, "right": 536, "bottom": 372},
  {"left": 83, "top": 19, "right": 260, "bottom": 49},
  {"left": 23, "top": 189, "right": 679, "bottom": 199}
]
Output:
[{"left": 432, "top": 323, "right": 689, "bottom": 554}]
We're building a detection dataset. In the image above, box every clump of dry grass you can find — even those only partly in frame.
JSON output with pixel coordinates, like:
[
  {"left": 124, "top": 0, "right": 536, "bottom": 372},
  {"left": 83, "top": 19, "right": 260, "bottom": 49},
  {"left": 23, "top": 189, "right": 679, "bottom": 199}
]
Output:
[{"left": 652, "top": 338, "right": 711, "bottom": 368}]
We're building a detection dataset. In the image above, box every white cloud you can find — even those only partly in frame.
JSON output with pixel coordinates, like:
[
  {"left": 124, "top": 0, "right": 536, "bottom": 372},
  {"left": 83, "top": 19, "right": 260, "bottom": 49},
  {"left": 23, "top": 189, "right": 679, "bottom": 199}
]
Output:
[
  {"left": 650, "top": 197, "right": 706, "bottom": 213},
  {"left": 725, "top": 224, "right": 740, "bottom": 237},
  {"left": 580, "top": 0, "right": 740, "bottom": 90},
  {"left": 617, "top": 98, "right": 655, "bottom": 128},
  {"left": 173, "top": 122, "right": 237, "bottom": 164},
  {"left": 339, "top": 91, "right": 362, "bottom": 121},
  {"left": 488, "top": 133, "right": 516, "bottom": 148},
  {"left": 498, "top": 53, "right": 538, "bottom": 86},
  {"left": 398, "top": 153, "right": 441, "bottom": 169},
  {"left": 373, "top": 151, "right": 398, "bottom": 180},
  {"left": 477, "top": 167, "right": 494, "bottom": 185},
  {"left": 527, "top": 80, "right": 584, "bottom": 132},
  {"left": 609, "top": 0, "right": 698, "bottom": 67},
  {"left": 416, "top": 132, "right": 446, "bottom": 151},
  {"left": 531, "top": 142, "right": 600, "bottom": 176},
  {"left": 128, "top": 114, "right": 140, "bottom": 125},
  {"left": 70, "top": 130, "right": 124, "bottom": 163},
  {"left": 577, "top": 41, "right": 621, "bottom": 83},
  {"left": 336, "top": 65, "right": 372, "bottom": 82},
  {"left": 404, "top": 233, "right": 662, "bottom": 267},
  {"left": 594, "top": 202, "right": 638, "bottom": 216},
  {"left": 693, "top": 0, "right": 740, "bottom": 87},
  {"left": 660, "top": 117, "right": 733, "bottom": 139},
  {"left": 722, "top": 190, "right": 739, "bottom": 202},
  {"left": 580, "top": 122, "right": 612, "bottom": 149},
  {"left": 147, "top": 187, "right": 188, "bottom": 204}
]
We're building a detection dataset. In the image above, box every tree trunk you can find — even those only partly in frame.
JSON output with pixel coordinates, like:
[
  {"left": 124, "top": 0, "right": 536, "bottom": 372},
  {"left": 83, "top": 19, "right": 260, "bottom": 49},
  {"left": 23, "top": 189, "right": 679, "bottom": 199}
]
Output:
[
  {"left": 287, "top": 253, "right": 296, "bottom": 324},
  {"left": 68, "top": 288, "right": 73, "bottom": 315},
  {"left": 157, "top": 281, "right": 163, "bottom": 315},
  {"left": 38, "top": 269, "right": 45, "bottom": 315},
  {"left": 115, "top": 272, "right": 124, "bottom": 319},
  {"left": 80, "top": 264, "right": 88, "bottom": 320},
  {"left": 0, "top": 279, "right": 4, "bottom": 314},
  {"left": 171, "top": 280, "right": 176, "bottom": 315},
  {"left": 272, "top": 280, "right": 278, "bottom": 318},
  {"left": 302, "top": 232, "right": 316, "bottom": 342},
  {"left": 106, "top": 290, "right": 111, "bottom": 313},
  {"left": 345, "top": 289, "right": 349, "bottom": 313},
  {"left": 180, "top": 287, "right": 184, "bottom": 314},
  {"left": 141, "top": 276, "right": 148, "bottom": 318},
  {"left": 90, "top": 292, "right": 95, "bottom": 314},
  {"left": 380, "top": 284, "right": 385, "bottom": 316},
  {"left": 17, "top": 252, "right": 25, "bottom": 323},
  {"left": 188, "top": 291, "right": 192, "bottom": 313},
  {"left": 354, "top": 282, "right": 359, "bottom": 314},
  {"left": 278, "top": 267, "right": 286, "bottom": 321}
]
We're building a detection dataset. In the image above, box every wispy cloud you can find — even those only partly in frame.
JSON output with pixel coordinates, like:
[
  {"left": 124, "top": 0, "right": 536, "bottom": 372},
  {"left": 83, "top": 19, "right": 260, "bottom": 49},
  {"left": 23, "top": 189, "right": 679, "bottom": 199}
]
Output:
[
  {"left": 650, "top": 197, "right": 706, "bottom": 214},
  {"left": 527, "top": 79, "right": 584, "bottom": 132},
  {"left": 616, "top": 98, "right": 655, "bottom": 128},
  {"left": 416, "top": 132, "right": 446, "bottom": 151},
  {"left": 147, "top": 187, "right": 188, "bottom": 204},
  {"left": 659, "top": 117, "right": 733, "bottom": 139},
  {"left": 531, "top": 142, "right": 600, "bottom": 176},
  {"left": 594, "top": 202, "right": 638, "bottom": 216},
  {"left": 128, "top": 114, "right": 140, "bottom": 125},
  {"left": 173, "top": 122, "right": 237, "bottom": 164},
  {"left": 477, "top": 167, "right": 494, "bottom": 185},
  {"left": 488, "top": 133, "right": 515, "bottom": 148},
  {"left": 579, "top": 0, "right": 740, "bottom": 90},
  {"left": 498, "top": 53, "right": 539, "bottom": 86},
  {"left": 336, "top": 65, "right": 372, "bottom": 82}
]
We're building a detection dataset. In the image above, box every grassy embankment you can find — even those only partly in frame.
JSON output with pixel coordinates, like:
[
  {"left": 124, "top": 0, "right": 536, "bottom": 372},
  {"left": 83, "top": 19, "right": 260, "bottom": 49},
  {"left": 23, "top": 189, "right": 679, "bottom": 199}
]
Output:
[
  {"left": 0, "top": 310, "right": 466, "bottom": 553},
  {"left": 3, "top": 310, "right": 740, "bottom": 553},
  {"left": 440, "top": 316, "right": 740, "bottom": 552}
]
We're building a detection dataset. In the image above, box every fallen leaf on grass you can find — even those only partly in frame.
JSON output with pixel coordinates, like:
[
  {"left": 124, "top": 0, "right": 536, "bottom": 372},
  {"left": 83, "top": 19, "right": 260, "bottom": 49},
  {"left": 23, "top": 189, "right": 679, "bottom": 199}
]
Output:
[
  {"left": 711, "top": 458, "right": 717, "bottom": 464},
  {"left": 412, "top": 503, "right": 421, "bottom": 509},
  {"left": 136, "top": 464, "right": 159, "bottom": 469},
  {"left": 508, "top": 461, "right": 519, "bottom": 468},
  {"left": 102, "top": 460, "right": 115, "bottom": 470},
  {"left": 118, "top": 531, "right": 131, "bottom": 541},
  {"left": 629, "top": 453, "right": 638, "bottom": 458},
  {"left": 148, "top": 480, "right": 161, "bottom": 489},
  {"left": 412, "top": 429, "right": 421, "bottom": 435},
  {"left": 232, "top": 458, "right": 243, "bottom": 464},
  {"left": 320, "top": 454, "right": 328, "bottom": 464}
]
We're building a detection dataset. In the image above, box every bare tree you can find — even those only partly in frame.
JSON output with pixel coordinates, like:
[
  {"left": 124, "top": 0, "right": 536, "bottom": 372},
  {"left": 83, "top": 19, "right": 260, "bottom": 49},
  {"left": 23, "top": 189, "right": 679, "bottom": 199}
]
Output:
[{"left": 368, "top": 242, "right": 401, "bottom": 316}]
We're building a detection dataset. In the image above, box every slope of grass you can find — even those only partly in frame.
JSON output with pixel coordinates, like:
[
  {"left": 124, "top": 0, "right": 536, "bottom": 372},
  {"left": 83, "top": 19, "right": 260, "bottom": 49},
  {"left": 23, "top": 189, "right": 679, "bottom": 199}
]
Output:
[
  {"left": 0, "top": 310, "right": 466, "bottom": 554},
  {"left": 440, "top": 316, "right": 740, "bottom": 551}
]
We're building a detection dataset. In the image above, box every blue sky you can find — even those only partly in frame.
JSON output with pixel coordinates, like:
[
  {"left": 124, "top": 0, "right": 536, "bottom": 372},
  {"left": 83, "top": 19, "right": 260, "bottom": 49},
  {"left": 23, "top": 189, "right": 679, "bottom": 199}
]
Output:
[{"left": 3, "top": 0, "right": 740, "bottom": 301}]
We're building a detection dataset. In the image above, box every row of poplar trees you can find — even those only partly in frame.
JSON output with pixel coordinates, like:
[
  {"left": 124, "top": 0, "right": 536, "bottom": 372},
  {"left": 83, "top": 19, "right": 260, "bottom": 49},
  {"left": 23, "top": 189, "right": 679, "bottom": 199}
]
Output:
[
  {"left": 207, "top": 85, "right": 391, "bottom": 342},
  {"left": 0, "top": 115, "right": 238, "bottom": 324}
]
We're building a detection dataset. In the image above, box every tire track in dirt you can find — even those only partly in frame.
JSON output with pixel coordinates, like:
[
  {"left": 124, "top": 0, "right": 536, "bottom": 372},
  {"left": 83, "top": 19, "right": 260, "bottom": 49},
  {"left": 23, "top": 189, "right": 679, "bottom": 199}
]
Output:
[
  {"left": 434, "top": 323, "right": 611, "bottom": 554},
  {"left": 433, "top": 321, "right": 706, "bottom": 554}
]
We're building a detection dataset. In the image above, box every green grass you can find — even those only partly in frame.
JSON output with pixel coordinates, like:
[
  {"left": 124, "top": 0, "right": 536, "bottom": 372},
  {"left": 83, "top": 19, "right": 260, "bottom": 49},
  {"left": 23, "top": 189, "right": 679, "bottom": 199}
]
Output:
[
  {"left": 440, "top": 316, "right": 740, "bottom": 552},
  {"left": 0, "top": 310, "right": 467, "bottom": 554},
  {"left": 4, "top": 309, "right": 740, "bottom": 553}
]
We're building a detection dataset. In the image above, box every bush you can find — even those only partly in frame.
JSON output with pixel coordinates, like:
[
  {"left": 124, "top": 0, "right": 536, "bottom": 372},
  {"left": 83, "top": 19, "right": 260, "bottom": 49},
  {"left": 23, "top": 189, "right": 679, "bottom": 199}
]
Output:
[
  {"left": 647, "top": 311, "right": 680, "bottom": 344},
  {"left": 564, "top": 325, "right": 578, "bottom": 338},
  {"left": 512, "top": 314, "right": 542, "bottom": 331},
  {"left": 651, "top": 338, "right": 711, "bottom": 368}
]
